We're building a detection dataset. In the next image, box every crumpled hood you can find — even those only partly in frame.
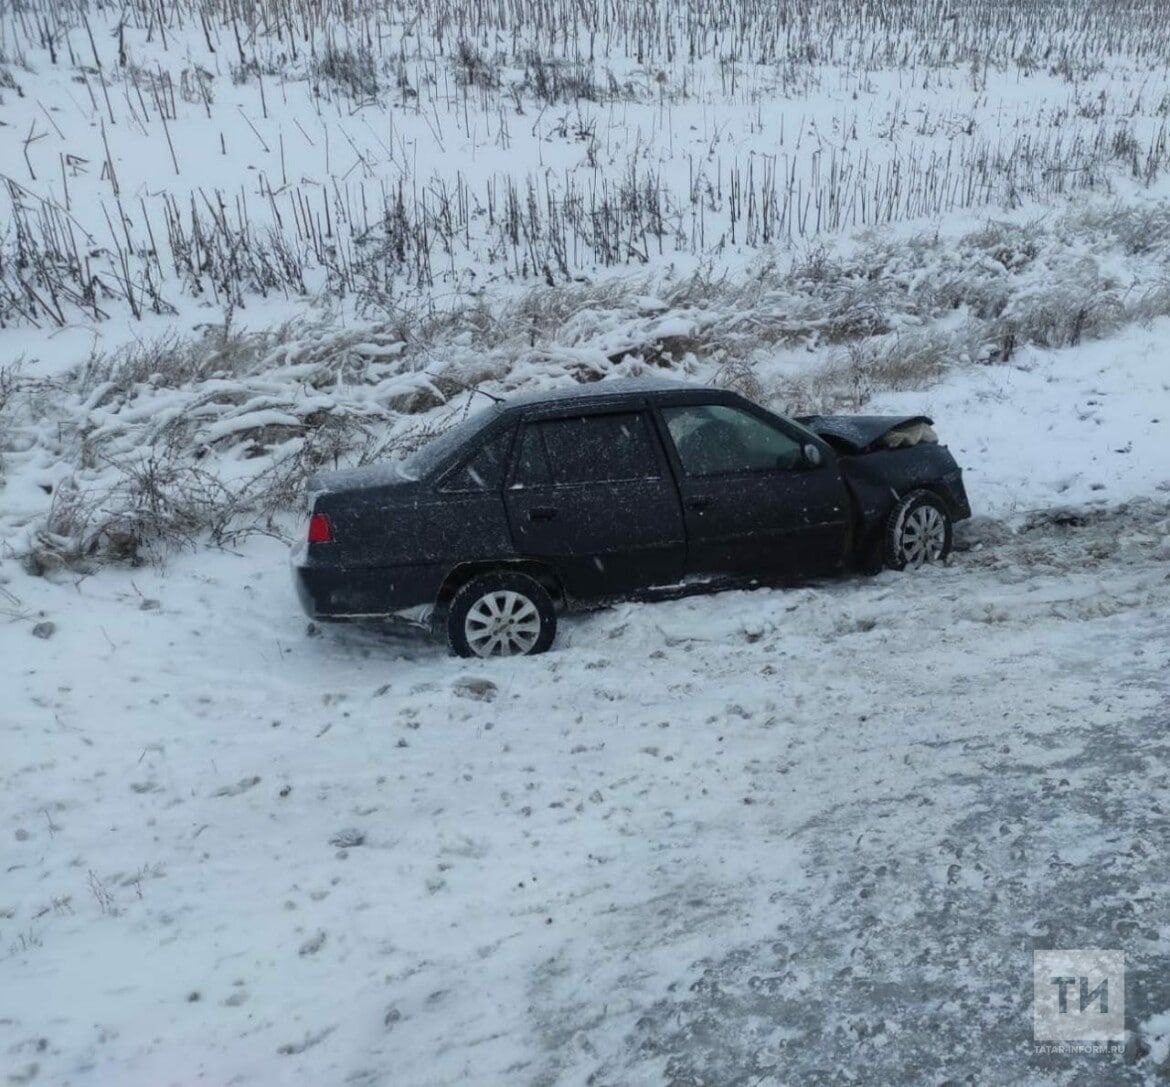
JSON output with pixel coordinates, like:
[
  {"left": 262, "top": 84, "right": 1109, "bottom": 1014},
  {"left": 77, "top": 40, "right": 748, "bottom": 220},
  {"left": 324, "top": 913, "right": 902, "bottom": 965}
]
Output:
[{"left": 796, "top": 414, "right": 936, "bottom": 453}]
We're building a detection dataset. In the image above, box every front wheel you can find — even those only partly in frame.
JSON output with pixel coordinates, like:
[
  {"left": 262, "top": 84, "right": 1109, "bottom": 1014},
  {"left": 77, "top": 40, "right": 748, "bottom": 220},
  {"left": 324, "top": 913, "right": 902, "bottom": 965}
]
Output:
[
  {"left": 447, "top": 572, "right": 557, "bottom": 658},
  {"left": 884, "top": 491, "right": 953, "bottom": 571}
]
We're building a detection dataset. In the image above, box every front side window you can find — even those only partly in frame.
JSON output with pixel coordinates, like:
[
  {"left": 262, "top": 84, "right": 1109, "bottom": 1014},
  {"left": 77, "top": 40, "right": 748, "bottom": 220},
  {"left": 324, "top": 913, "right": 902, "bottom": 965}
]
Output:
[
  {"left": 663, "top": 404, "right": 802, "bottom": 476},
  {"left": 539, "top": 412, "right": 660, "bottom": 485}
]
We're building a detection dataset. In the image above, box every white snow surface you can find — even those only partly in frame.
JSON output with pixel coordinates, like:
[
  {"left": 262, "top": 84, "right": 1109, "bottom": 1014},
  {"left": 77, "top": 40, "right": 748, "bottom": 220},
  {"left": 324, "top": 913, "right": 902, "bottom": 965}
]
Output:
[
  {"left": 870, "top": 324, "right": 1170, "bottom": 517},
  {"left": 2, "top": 496, "right": 1168, "bottom": 1085}
]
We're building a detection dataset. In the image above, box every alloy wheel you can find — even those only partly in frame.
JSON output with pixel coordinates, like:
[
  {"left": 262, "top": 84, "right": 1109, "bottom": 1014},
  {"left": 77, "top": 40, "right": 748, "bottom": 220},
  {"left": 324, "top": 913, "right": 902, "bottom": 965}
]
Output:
[
  {"left": 900, "top": 505, "right": 947, "bottom": 567},
  {"left": 463, "top": 590, "right": 542, "bottom": 657}
]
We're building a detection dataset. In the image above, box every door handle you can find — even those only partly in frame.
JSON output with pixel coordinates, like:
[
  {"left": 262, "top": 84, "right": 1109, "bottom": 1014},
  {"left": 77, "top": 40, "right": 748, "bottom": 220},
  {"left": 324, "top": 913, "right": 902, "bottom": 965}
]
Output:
[
  {"left": 685, "top": 496, "right": 712, "bottom": 511},
  {"left": 528, "top": 506, "right": 558, "bottom": 522}
]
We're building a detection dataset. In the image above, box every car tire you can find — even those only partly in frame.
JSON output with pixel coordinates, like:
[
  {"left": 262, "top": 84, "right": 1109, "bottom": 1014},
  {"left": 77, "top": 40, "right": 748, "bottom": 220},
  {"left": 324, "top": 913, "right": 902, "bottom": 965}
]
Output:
[
  {"left": 884, "top": 490, "right": 953, "bottom": 571},
  {"left": 447, "top": 571, "right": 557, "bottom": 658}
]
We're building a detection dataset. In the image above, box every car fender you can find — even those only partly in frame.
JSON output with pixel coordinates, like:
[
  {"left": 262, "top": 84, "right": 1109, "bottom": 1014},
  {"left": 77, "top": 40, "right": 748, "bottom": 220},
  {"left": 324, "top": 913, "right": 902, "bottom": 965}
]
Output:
[
  {"left": 839, "top": 445, "right": 969, "bottom": 552},
  {"left": 435, "top": 558, "right": 567, "bottom": 609}
]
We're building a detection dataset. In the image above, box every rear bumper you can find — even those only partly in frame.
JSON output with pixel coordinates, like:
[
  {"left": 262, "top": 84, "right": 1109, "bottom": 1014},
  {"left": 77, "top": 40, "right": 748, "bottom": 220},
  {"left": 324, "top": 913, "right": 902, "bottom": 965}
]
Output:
[
  {"left": 291, "top": 544, "right": 443, "bottom": 620},
  {"left": 292, "top": 559, "right": 381, "bottom": 620}
]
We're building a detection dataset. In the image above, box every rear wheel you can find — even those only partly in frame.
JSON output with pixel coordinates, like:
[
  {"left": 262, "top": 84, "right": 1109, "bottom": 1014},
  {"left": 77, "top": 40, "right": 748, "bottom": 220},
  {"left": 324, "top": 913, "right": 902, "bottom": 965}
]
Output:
[
  {"left": 447, "top": 572, "right": 557, "bottom": 658},
  {"left": 884, "top": 491, "right": 952, "bottom": 571}
]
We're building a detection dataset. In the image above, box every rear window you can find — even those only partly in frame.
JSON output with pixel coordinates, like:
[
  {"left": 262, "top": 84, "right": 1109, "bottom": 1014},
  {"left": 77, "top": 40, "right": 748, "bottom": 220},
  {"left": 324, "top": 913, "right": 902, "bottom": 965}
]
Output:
[
  {"left": 440, "top": 427, "right": 514, "bottom": 492},
  {"left": 540, "top": 412, "right": 660, "bottom": 485},
  {"left": 400, "top": 403, "right": 503, "bottom": 480}
]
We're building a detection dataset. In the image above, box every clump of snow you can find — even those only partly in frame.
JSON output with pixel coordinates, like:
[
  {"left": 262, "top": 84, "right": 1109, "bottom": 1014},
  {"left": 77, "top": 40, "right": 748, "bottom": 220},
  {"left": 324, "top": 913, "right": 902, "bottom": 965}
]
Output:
[{"left": 1144, "top": 1011, "right": 1170, "bottom": 1066}]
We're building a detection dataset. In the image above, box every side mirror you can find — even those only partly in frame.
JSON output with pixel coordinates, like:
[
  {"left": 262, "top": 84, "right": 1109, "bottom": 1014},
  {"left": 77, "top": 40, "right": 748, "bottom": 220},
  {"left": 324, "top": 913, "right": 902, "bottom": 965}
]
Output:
[{"left": 802, "top": 443, "right": 823, "bottom": 468}]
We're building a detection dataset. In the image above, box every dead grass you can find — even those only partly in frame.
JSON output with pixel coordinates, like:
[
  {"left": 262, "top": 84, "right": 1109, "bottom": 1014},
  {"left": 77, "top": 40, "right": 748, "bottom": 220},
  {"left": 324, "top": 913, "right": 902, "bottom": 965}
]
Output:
[{"left": 10, "top": 198, "right": 1170, "bottom": 569}]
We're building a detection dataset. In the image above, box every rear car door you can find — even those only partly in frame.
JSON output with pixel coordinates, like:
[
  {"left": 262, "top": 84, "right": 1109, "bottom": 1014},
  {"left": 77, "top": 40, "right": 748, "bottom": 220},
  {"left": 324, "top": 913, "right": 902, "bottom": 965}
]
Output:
[
  {"left": 503, "top": 409, "right": 686, "bottom": 599},
  {"left": 657, "top": 402, "right": 850, "bottom": 579}
]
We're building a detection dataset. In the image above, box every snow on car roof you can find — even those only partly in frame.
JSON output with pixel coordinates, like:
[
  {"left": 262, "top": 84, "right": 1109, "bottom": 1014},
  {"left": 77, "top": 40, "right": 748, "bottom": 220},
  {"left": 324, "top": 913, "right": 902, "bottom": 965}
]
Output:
[{"left": 499, "top": 376, "right": 703, "bottom": 410}]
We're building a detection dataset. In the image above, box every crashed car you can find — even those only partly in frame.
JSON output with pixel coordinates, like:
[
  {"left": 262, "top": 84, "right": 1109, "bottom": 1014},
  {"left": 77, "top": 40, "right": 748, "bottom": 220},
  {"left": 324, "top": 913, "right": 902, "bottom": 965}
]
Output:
[{"left": 293, "top": 379, "right": 970, "bottom": 657}]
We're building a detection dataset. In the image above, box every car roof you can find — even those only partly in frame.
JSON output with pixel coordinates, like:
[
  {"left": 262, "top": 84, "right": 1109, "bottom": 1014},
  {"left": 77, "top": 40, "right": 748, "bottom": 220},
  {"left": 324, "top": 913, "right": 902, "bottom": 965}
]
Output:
[
  {"left": 499, "top": 377, "right": 722, "bottom": 414},
  {"left": 312, "top": 379, "right": 755, "bottom": 493}
]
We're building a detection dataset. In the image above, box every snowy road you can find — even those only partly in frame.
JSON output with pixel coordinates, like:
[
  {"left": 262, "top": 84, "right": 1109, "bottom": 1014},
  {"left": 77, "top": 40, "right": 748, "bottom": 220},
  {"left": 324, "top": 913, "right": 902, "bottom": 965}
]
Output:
[{"left": 2, "top": 500, "right": 1169, "bottom": 1085}]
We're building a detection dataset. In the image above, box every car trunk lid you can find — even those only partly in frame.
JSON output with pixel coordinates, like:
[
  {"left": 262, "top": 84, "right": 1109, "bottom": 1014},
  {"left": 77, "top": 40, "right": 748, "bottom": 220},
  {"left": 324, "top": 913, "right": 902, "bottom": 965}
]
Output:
[{"left": 308, "top": 461, "right": 420, "bottom": 498}]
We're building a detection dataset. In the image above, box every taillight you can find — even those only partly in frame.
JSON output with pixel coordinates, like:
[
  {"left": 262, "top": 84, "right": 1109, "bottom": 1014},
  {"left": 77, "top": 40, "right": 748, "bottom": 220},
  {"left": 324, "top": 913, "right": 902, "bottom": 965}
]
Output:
[{"left": 307, "top": 513, "right": 334, "bottom": 544}]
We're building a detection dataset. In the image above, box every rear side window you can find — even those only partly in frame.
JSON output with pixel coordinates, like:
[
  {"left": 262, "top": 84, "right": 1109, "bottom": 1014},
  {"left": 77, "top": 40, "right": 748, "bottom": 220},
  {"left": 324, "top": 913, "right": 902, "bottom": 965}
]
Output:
[
  {"left": 540, "top": 412, "right": 660, "bottom": 485},
  {"left": 512, "top": 424, "right": 553, "bottom": 487},
  {"left": 441, "top": 427, "right": 514, "bottom": 492}
]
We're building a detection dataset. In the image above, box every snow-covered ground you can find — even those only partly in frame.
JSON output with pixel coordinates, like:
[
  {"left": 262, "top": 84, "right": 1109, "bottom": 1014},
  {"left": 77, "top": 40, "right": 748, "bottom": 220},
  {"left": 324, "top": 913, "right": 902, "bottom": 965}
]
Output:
[
  {"left": 4, "top": 0, "right": 1170, "bottom": 1083},
  {"left": 3, "top": 489, "right": 1168, "bottom": 1085},
  {"left": 3, "top": 324, "right": 1169, "bottom": 1084}
]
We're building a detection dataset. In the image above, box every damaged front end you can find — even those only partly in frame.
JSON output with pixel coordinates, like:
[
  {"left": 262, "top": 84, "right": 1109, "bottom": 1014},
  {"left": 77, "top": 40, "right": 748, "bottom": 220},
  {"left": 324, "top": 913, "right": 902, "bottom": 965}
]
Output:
[
  {"left": 795, "top": 414, "right": 972, "bottom": 565},
  {"left": 796, "top": 414, "right": 938, "bottom": 454}
]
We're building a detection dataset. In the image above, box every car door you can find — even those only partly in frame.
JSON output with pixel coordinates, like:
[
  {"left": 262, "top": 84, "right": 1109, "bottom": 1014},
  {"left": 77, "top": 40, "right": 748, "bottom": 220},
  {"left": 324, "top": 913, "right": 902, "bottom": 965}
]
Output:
[
  {"left": 503, "top": 409, "right": 686, "bottom": 599},
  {"left": 656, "top": 402, "right": 850, "bottom": 579}
]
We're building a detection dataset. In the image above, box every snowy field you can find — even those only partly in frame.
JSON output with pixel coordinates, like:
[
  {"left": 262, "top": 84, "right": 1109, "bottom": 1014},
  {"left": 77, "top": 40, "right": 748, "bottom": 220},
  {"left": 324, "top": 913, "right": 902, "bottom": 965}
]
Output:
[
  {"left": 4, "top": 0, "right": 1170, "bottom": 330},
  {"left": 3, "top": 0, "right": 1170, "bottom": 1083}
]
